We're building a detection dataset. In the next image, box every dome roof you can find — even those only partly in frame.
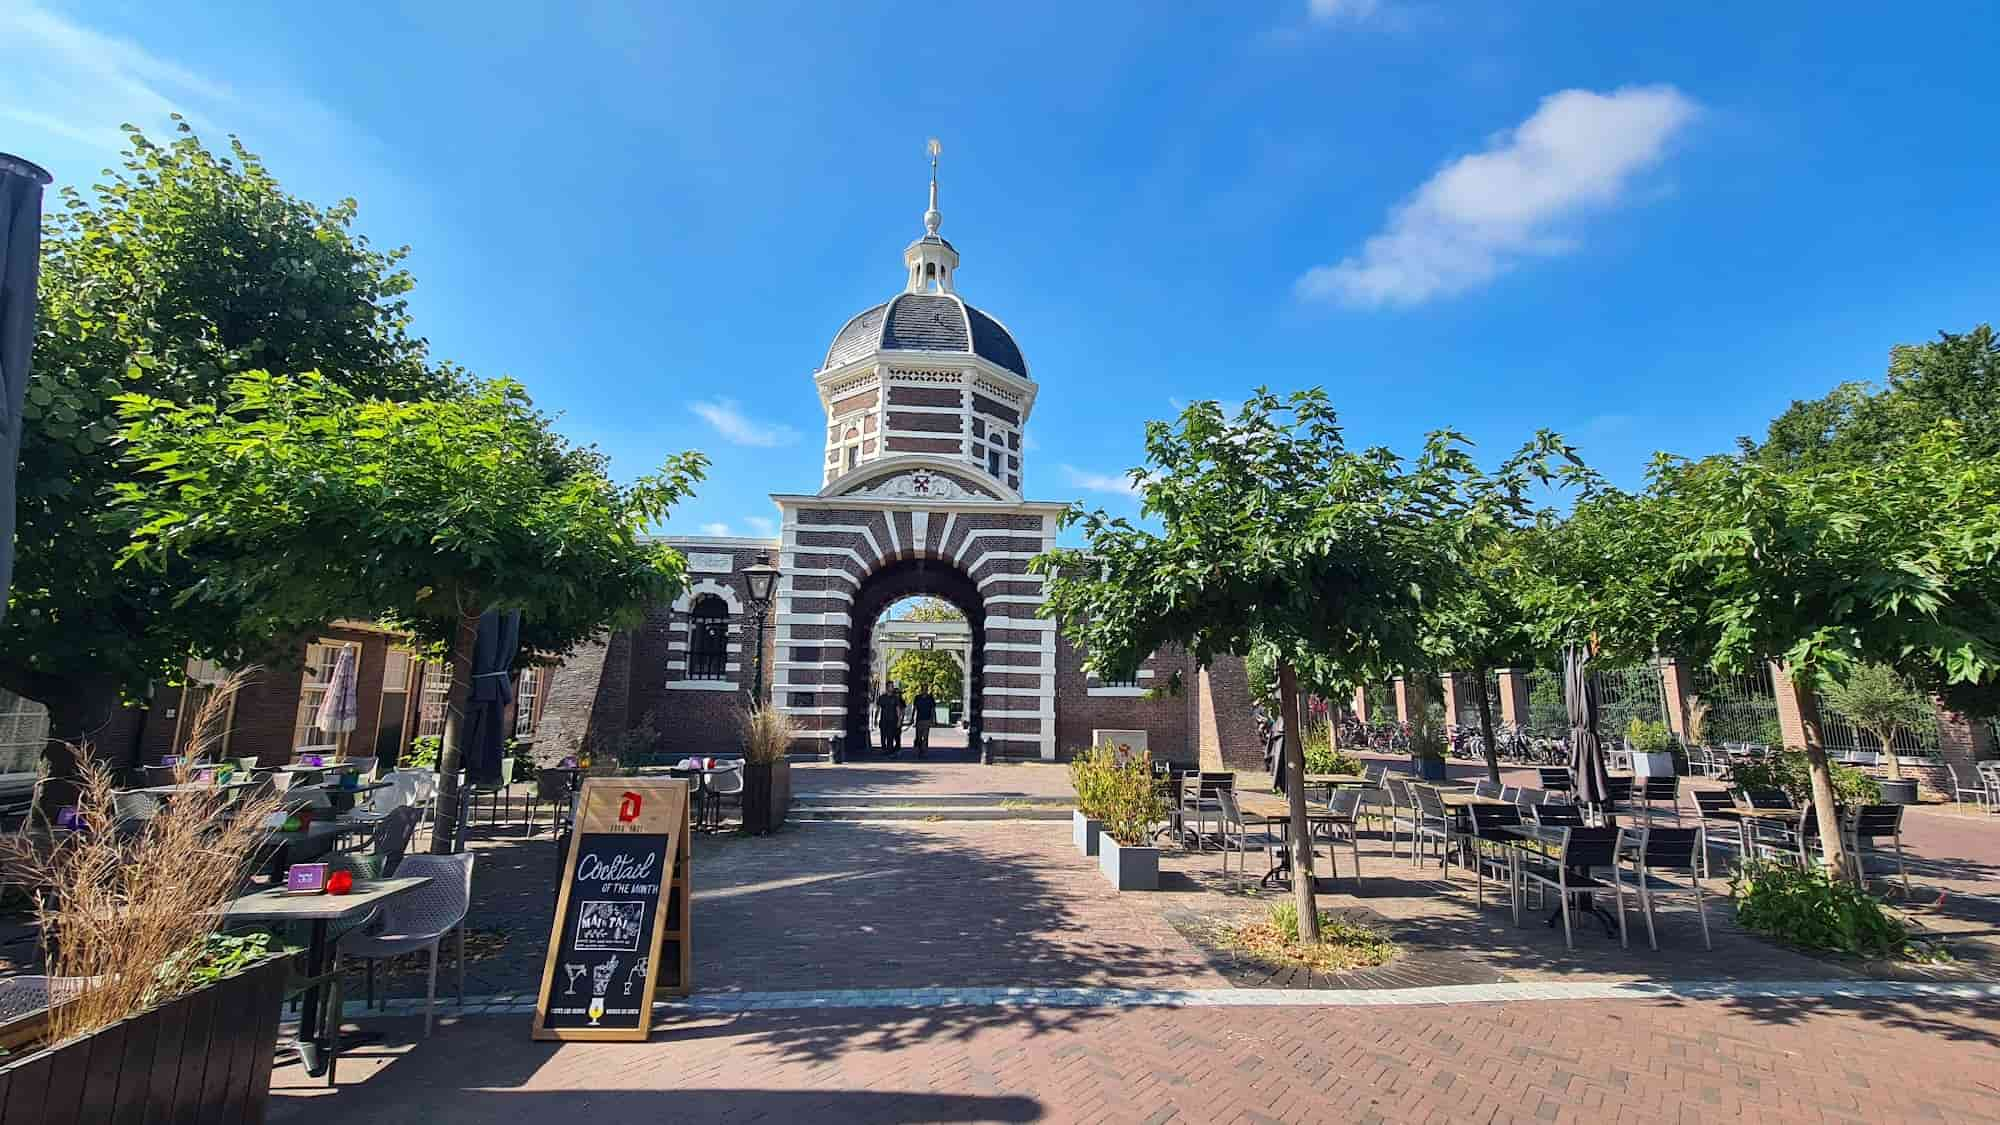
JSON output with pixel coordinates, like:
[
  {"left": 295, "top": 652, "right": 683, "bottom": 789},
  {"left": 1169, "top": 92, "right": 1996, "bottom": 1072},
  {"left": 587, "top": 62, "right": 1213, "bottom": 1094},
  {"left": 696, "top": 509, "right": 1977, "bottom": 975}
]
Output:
[{"left": 822, "top": 292, "right": 1029, "bottom": 378}]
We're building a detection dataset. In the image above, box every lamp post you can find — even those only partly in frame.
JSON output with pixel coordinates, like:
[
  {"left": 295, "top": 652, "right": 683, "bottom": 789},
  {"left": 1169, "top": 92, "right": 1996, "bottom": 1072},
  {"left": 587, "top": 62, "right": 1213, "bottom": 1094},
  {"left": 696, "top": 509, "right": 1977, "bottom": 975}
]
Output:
[{"left": 740, "top": 549, "right": 780, "bottom": 707}]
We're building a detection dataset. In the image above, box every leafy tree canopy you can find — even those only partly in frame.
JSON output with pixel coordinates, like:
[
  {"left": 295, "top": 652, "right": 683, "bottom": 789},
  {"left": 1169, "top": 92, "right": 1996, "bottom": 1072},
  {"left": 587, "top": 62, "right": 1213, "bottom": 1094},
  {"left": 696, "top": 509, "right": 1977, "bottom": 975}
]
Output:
[
  {"left": 114, "top": 370, "right": 706, "bottom": 659},
  {"left": 1746, "top": 324, "right": 2000, "bottom": 467},
  {"left": 7, "top": 120, "right": 453, "bottom": 717}
]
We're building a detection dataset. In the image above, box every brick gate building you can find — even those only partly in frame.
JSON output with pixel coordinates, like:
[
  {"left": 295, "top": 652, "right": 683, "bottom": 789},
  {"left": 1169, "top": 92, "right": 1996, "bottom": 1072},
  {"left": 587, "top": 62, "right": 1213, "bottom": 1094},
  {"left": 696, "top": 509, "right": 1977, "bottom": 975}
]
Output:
[{"left": 541, "top": 164, "right": 1260, "bottom": 768}]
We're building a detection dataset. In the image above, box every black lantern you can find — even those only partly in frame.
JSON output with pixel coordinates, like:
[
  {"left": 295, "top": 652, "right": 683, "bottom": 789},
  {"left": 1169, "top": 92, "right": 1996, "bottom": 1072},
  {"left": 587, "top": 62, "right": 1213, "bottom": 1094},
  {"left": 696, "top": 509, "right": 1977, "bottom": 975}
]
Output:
[{"left": 741, "top": 549, "right": 780, "bottom": 706}]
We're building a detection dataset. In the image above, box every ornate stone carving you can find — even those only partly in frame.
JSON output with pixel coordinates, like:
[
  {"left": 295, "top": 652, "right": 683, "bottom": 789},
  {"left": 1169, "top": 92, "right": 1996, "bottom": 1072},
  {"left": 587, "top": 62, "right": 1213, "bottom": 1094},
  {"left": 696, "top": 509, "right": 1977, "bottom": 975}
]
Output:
[{"left": 850, "top": 469, "right": 989, "bottom": 501}]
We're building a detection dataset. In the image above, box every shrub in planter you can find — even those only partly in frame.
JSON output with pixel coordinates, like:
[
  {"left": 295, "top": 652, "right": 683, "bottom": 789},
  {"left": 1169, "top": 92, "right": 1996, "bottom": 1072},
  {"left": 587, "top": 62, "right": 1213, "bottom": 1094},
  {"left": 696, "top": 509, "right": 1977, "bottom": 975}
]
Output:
[
  {"left": 1729, "top": 859, "right": 1912, "bottom": 958},
  {"left": 1094, "top": 751, "right": 1166, "bottom": 890},
  {"left": 1067, "top": 748, "right": 1112, "bottom": 856},
  {"left": 739, "top": 705, "right": 794, "bottom": 835},
  {"left": 1302, "top": 726, "right": 1362, "bottom": 777},
  {"left": 1729, "top": 751, "right": 1881, "bottom": 806}
]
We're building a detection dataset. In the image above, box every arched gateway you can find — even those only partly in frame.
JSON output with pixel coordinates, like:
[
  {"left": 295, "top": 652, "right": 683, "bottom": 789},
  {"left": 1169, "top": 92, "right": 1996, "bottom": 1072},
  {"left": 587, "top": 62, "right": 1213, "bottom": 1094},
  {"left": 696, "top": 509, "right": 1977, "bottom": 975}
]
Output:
[{"left": 538, "top": 148, "right": 1261, "bottom": 769}]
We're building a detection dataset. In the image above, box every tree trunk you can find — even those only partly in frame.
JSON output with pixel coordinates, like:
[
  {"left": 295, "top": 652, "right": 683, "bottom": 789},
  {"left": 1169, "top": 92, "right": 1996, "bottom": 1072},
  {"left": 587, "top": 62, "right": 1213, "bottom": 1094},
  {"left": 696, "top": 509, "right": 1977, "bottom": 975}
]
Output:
[
  {"left": 430, "top": 606, "right": 481, "bottom": 854},
  {"left": 1877, "top": 727, "right": 1904, "bottom": 780},
  {"left": 1473, "top": 667, "right": 1501, "bottom": 785},
  {"left": 1798, "top": 712, "right": 1849, "bottom": 878},
  {"left": 1276, "top": 659, "right": 1319, "bottom": 943}
]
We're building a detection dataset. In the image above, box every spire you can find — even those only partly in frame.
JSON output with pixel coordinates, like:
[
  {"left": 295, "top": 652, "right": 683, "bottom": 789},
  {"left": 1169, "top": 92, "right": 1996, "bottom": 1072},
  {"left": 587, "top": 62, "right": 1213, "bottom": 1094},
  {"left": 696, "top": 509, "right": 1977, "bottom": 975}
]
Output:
[
  {"left": 904, "top": 137, "right": 959, "bottom": 293},
  {"left": 924, "top": 137, "right": 942, "bottom": 236}
]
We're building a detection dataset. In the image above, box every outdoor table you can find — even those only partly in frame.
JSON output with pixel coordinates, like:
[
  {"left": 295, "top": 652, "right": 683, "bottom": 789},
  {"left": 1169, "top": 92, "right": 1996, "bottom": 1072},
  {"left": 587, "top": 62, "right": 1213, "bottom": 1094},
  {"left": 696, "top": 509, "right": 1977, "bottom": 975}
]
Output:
[
  {"left": 1302, "top": 773, "right": 1370, "bottom": 786},
  {"left": 1238, "top": 796, "right": 1345, "bottom": 889},
  {"left": 1495, "top": 824, "right": 1633, "bottom": 937},
  {"left": 219, "top": 874, "right": 430, "bottom": 1078},
  {"left": 128, "top": 778, "right": 265, "bottom": 796},
  {"left": 288, "top": 779, "right": 392, "bottom": 815}
]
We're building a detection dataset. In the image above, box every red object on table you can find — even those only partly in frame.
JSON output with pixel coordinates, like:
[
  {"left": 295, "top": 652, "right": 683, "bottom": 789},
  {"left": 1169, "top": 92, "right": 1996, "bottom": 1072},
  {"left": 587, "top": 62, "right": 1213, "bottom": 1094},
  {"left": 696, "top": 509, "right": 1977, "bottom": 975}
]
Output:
[{"left": 327, "top": 869, "right": 354, "bottom": 895}]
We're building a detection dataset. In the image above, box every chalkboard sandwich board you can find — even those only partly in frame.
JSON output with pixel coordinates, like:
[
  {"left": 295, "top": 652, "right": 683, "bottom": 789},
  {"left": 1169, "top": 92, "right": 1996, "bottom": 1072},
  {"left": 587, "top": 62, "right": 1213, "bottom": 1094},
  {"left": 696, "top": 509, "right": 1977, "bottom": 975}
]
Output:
[{"left": 532, "top": 777, "right": 690, "bottom": 1041}]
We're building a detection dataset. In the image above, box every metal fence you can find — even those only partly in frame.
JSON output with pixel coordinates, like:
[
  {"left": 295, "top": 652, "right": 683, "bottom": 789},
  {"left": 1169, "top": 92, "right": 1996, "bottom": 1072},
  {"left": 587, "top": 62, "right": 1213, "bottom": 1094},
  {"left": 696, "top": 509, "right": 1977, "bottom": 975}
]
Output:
[
  {"left": 1818, "top": 685, "right": 1943, "bottom": 757},
  {"left": 1452, "top": 672, "right": 1500, "bottom": 729},
  {"left": 1523, "top": 667, "right": 1567, "bottom": 736},
  {"left": 1591, "top": 664, "right": 1670, "bottom": 742},
  {"left": 0, "top": 688, "right": 49, "bottom": 775},
  {"left": 1686, "top": 664, "right": 1781, "bottom": 748}
]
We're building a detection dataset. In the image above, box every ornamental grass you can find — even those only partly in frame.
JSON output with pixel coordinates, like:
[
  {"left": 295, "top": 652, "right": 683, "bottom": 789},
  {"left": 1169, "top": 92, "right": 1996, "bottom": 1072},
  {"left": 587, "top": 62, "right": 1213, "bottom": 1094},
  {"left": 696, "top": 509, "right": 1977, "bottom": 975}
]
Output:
[
  {"left": 739, "top": 704, "right": 795, "bottom": 765},
  {"left": 0, "top": 669, "right": 284, "bottom": 1048}
]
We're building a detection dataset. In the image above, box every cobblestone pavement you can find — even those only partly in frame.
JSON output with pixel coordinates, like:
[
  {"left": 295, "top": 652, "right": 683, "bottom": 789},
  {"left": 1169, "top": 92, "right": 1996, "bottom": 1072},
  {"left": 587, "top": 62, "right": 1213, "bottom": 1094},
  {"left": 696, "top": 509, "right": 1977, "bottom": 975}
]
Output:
[{"left": 269, "top": 991, "right": 2000, "bottom": 1123}]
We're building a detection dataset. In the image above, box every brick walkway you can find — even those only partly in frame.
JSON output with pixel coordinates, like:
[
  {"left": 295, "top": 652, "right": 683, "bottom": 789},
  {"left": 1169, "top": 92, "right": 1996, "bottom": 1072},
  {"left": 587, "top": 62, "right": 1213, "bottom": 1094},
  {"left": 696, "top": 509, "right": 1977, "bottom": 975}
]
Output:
[{"left": 269, "top": 992, "right": 2000, "bottom": 1123}]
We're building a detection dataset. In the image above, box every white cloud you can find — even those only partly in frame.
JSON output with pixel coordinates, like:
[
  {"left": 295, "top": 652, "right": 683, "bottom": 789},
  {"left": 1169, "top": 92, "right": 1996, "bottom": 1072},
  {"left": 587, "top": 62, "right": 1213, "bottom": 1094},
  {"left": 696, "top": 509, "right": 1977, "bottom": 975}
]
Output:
[
  {"left": 1062, "top": 464, "right": 1143, "bottom": 498},
  {"left": 699, "top": 522, "right": 732, "bottom": 537},
  {"left": 1297, "top": 85, "right": 1698, "bottom": 307},
  {"left": 1308, "top": 0, "right": 1381, "bottom": 22},
  {"left": 743, "top": 515, "right": 777, "bottom": 537},
  {"left": 0, "top": 1, "right": 351, "bottom": 154},
  {"left": 689, "top": 399, "right": 800, "bottom": 448}
]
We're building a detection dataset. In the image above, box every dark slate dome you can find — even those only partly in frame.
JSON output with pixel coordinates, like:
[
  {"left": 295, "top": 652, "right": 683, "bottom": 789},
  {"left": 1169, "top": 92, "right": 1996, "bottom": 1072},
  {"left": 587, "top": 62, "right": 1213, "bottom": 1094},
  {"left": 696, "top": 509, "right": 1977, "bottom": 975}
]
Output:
[{"left": 822, "top": 292, "right": 1029, "bottom": 378}]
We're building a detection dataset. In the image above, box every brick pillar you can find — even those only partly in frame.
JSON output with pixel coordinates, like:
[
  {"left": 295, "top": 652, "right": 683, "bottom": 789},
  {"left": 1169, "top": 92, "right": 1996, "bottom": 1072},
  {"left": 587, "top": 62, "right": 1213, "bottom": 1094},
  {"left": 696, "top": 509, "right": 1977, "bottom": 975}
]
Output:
[
  {"left": 1770, "top": 660, "right": 1818, "bottom": 750},
  {"left": 1350, "top": 686, "right": 1368, "bottom": 722},
  {"left": 1393, "top": 677, "right": 1411, "bottom": 723},
  {"left": 1195, "top": 656, "right": 1262, "bottom": 772},
  {"left": 1496, "top": 668, "right": 1529, "bottom": 728},
  {"left": 1657, "top": 658, "right": 1691, "bottom": 739},
  {"left": 1440, "top": 674, "right": 1462, "bottom": 729}
]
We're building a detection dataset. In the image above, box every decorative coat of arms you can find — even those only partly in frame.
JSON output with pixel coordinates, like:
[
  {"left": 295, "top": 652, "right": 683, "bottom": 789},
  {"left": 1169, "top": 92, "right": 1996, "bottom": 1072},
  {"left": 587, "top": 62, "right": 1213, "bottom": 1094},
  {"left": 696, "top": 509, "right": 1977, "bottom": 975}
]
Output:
[{"left": 853, "top": 470, "right": 986, "bottom": 500}]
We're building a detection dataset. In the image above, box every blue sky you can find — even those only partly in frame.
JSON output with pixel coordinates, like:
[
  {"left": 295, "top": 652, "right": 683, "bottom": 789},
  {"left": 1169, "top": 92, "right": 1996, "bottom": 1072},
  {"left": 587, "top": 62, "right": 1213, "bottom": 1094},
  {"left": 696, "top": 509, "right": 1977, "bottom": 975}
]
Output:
[{"left": 6, "top": 1, "right": 1998, "bottom": 541}]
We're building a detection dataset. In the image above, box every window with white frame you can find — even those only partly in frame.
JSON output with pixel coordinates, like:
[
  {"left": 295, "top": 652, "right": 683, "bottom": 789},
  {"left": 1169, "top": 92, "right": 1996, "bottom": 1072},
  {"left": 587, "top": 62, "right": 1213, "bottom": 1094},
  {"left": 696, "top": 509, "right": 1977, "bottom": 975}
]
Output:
[
  {"left": 417, "top": 660, "right": 452, "bottom": 738},
  {"left": 381, "top": 650, "right": 414, "bottom": 693},
  {"left": 514, "top": 666, "right": 542, "bottom": 739},
  {"left": 293, "top": 641, "right": 359, "bottom": 752}
]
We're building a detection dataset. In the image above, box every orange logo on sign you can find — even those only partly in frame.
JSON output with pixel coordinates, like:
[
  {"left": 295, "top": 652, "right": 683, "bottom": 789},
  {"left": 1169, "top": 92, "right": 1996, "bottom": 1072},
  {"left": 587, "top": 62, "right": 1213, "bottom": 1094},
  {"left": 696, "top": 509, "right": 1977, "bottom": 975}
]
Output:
[{"left": 617, "top": 791, "right": 643, "bottom": 822}]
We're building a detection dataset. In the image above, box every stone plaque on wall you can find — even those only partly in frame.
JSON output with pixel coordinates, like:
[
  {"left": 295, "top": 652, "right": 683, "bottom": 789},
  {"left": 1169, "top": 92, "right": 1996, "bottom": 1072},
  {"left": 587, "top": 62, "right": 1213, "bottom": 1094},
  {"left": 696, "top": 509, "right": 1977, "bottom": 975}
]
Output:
[{"left": 685, "top": 552, "right": 735, "bottom": 574}]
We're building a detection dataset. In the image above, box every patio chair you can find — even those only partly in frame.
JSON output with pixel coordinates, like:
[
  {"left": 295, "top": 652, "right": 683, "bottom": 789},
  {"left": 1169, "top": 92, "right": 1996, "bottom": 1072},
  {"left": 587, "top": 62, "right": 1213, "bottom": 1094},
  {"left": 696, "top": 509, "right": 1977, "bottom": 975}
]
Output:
[
  {"left": 1610, "top": 826, "right": 1710, "bottom": 951},
  {"left": 1530, "top": 802, "right": 1586, "bottom": 829},
  {"left": 1361, "top": 762, "right": 1387, "bottom": 785},
  {"left": 1538, "top": 767, "right": 1575, "bottom": 794},
  {"left": 1602, "top": 775, "right": 1634, "bottom": 808},
  {"left": 526, "top": 769, "right": 576, "bottom": 837},
  {"left": 1182, "top": 773, "right": 1235, "bottom": 851},
  {"left": 1465, "top": 801, "right": 1524, "bottom": 915},
  {"left": 1843, "top": 805, "right": 1909, "bottom": 894},
  {"left": 336, "top": 851, "right": 475, "bottom": 1038},
  {"left": 1947, "top": 762, "right": 1991, "bottom": 809},
  {"left": 709, "top": 764, "right": 745, "bottom": 829},
  {"left": 464, "top": 758, "right": 517, "bottom": 829},
  {"left": 1514, "top": 788, "right": 1548, "bottom": 807},
  {"left": 1408, "top": 785, "right": 1458, "bottom": 877},
  {"left": 1637, "top": 775, "right": 1681, "bottom": 824},
  {"left": 1380, "top": 777, "right": 1417, "bottom": 858},
  {"left": 1499, "top": 785, "right": 1522, "bottom": 803},
  {"left": 1516, "top": 826, "right": 1626, "bottom": 951},
  {"left": 1214, "top": 791, "right": 1284, "bottom": 887},
  {"left": 1314, "top": 787, "right": 1364, "bottom": 886},
  {"left": 1473, "top": 779, "right": 1503, "bottom": 799},
  {"left": 1689, "top": 789, "right": 1743, "bottom": 878},
  {"left": 1738, "top": 787, "right": 1791, "bottom": 810}
]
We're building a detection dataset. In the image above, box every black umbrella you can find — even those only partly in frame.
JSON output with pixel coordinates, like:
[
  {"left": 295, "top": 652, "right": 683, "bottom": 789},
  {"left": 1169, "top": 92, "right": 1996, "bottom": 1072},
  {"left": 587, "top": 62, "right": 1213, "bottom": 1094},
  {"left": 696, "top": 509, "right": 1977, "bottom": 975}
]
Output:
[
  {"left": 462, "top": 609, "right": 523, "bottom": 786},
  {"left": 1565, "top": 645, "right": 1611, "bottom": 810},
  {"left": 0, "top": 153, "right": 52, "bottom": 624}
]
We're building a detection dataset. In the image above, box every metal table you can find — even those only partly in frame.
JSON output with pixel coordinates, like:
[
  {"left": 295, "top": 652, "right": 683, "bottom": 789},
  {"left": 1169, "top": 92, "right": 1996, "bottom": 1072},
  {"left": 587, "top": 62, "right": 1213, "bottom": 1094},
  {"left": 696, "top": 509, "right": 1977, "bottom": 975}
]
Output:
[{"left": 220, "top": 875, "right": 430, "bottom": 1077}]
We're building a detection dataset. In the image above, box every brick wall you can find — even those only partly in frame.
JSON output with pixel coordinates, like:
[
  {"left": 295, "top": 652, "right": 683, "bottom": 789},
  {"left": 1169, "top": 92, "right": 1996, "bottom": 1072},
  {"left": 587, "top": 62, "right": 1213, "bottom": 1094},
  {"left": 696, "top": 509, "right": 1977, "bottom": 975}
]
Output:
[{"left": 1052, "top": 634, "right": 1192, "bottom": 762}]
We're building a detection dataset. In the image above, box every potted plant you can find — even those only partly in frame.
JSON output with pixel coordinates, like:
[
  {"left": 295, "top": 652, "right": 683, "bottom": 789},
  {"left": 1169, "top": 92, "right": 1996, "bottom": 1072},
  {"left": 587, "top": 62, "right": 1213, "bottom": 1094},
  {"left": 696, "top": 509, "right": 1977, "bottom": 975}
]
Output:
[
  {"left": 0, "top": 674, "right": 294, "bottom": 1123},
  {"left": 1626, "top": 718, "right": 1676, "bottom": 778},
  {"left": 739, "top": 705, "right": 794, "bottom": 834},
  {"left": 1068, "top": 746, "right": 1109, "bottom": 855},
  {"left": 1408, "top": 728, "right": 1449, "bottom": 782},
  {"left": 1819, "top": 664, "right": 1929, "bottom": 804},
  {"left": 1096, "top": 751, "right": 1168, "bottom": 891}
]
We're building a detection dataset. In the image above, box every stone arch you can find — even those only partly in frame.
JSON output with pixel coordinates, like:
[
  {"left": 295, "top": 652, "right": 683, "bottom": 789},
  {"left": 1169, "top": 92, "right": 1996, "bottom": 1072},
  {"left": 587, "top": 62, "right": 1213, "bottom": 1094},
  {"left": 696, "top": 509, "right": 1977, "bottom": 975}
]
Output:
[
  {"left": 672, "top": 577, "right": 743, "bottom": 615},
  {"left": 845, "top": 558, "right": 988, "bottom": 760}
]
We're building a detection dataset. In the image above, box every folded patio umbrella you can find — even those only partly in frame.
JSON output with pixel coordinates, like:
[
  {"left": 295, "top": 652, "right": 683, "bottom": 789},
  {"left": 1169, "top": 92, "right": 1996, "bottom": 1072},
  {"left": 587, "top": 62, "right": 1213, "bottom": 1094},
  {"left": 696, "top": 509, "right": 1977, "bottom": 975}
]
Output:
[
  {"left": 461, "top": 609, "right": 521, "bottom": 786},
  {"left": 0, "top": 153, "right": 52, "bottom": 625},
  {"left": 1565, "top": 645, "right": 1611, "bottom": 809},
  {"left": 313, "top": 645, "right": 360, "bottom": 736}
]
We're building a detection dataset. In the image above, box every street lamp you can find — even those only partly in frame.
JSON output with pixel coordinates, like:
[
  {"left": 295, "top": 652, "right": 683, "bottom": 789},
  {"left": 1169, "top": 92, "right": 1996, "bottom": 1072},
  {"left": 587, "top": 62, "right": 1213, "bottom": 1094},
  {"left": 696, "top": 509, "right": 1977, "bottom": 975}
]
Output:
[{"left": 740, "top": 549, "right": 781, "bottom": 707}]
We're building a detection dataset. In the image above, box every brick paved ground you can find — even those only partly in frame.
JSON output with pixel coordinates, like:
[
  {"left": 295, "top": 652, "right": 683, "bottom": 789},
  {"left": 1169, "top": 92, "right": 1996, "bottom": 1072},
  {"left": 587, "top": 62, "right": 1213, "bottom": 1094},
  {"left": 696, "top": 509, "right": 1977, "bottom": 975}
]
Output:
[{"left": 269, "top": 992, "right": 2000, "bottom": 1123}]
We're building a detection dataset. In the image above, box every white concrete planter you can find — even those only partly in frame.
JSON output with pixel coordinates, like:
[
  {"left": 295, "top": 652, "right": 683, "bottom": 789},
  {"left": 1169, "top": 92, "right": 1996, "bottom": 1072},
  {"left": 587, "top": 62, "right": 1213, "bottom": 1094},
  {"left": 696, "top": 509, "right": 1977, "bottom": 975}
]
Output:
[
  {"left": 1072, "top": 810, "right": 1103, "bottom": 856},
  {"left": 1632, "top": 751, "right": 1675, "bottom": 778},
  {"left": 1097, "top": 835, "right": 1159, "bottom": 891}
]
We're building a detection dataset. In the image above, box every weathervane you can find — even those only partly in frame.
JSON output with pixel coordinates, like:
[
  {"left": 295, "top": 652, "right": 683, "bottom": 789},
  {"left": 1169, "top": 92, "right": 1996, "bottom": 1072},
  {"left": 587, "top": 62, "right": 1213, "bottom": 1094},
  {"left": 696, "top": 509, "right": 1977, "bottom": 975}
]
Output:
[{"left": 924, "top": 138, "right": 943, "bottom": 236}]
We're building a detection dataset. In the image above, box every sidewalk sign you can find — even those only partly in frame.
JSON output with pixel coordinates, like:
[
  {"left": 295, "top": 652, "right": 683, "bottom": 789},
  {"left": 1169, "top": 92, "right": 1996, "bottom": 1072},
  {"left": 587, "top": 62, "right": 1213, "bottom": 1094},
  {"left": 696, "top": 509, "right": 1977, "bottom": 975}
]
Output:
[{"left": 531, "top": 777, "right": 690, "bottom": 1041}]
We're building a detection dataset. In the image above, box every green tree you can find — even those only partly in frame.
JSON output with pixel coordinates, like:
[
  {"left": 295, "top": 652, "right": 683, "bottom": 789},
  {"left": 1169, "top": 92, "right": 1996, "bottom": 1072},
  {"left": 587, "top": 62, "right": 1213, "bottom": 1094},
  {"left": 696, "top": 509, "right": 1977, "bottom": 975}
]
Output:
[
  {"left": 1817, "top": 663, "right": 1932, "bottom": 782},
  {"left": 889, "top": 650, "right": 962, "bottom": 712},
  {"left": 1645, "top": 425, "right": 2000, "bottom": 873},
  {"left": 1036, "top": 390, "right": 1582, "bottom": 940},
  {"left": 1417, "top": 534, "right": 1543, "bottom": 783},
  {"left": 7, "top": 121, "right": 449, "bottom": 761},
  {"left": 116, "top": 370, "right": 706, "bottom": 850},
  {"left": 1748, "top": 324, "right": 2000, "bottom": 467}
]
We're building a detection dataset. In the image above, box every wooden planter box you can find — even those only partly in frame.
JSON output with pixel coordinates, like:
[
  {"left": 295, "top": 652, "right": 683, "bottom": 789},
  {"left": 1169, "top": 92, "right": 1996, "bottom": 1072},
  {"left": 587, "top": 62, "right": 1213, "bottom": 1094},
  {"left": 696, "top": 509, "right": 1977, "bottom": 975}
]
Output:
[
  {"left": 1097, "top": 836, "right": 1159, "bottom": 891},
  {"left": 0, "top": 953, "right": 289, "bottom": 1125},
  {"left": 1072, "top": 810, "right": 1103, "bottom": 856},
  {"left": 742, "top": 760, "right": 792, "bottom": 835}
]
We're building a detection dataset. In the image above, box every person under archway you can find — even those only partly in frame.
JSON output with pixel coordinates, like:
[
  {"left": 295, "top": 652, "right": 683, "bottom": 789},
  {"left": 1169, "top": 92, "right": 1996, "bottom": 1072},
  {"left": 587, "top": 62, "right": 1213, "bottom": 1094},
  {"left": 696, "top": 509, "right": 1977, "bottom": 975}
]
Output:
[
  {"left": 874, "top": 681, "right": 904, "bottom": 756},
  {"left": 912, "top": 685, "right": 937, "bottom": 758}
]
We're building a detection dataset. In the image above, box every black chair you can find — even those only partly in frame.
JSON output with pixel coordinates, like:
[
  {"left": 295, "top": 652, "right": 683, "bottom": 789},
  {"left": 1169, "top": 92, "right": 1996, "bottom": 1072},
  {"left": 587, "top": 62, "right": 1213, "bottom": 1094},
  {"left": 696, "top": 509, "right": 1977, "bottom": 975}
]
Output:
[
  {"left": 1739, "top": 787, "right": 1791, "bottom": 810},
  {"left": 1611, "top": 826, "right": 1710, "bottom": 950},
  {"left": 1602, "top": 775, "right": 1635, "bottom": 807},
  {"left": 1538, "top": 767, "right": 1574, "bottom": 794},
  {"left": 1689, "top": 789, "right": 1742, "bottom": 877},
  {"left": 1844, "top": 804, "right": 1909, "bottom": 894},
  {"left": 1637, "top": 775, "right": 1681, "bottom": 823},
  {"left": 1530, "top": 802, "right": 1586, "bottom": 829},
  {"left": 1466, "top": 802, "right": 1524, "bottom": 914},
  {"left": 1473, "top": 779, "right": 1504, "bottom": 799},
  {"left": 1517, "top": 826, "right": 1626, "bottom": 950}
]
